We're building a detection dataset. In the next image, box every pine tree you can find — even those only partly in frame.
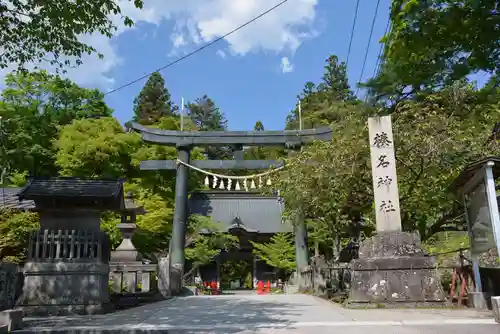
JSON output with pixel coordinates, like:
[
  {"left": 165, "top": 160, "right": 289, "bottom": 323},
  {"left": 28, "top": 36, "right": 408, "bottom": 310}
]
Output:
[
  {"left": 251, "top": 233, "right": 296, "bottom": 280},
  {"left": 133, "top": 72, "right": 177, "bottom": 125},
  {"left": 246, "top": 121, "right": 266, "bottom": 160},
  {"left": 254, "top": 120, "right": 264, "bottom": 131},
  {"left": 186, "top": 95, "right": 228, "bottom": 160},
  {"left": 285, "top": 55, "right": 357, "bottom": 130},
  {"left": 317, "top": 55, "right": 355, "bottom": 102},
  {"left": 186, "top": 95, "right": 227, "bottom": 131}
]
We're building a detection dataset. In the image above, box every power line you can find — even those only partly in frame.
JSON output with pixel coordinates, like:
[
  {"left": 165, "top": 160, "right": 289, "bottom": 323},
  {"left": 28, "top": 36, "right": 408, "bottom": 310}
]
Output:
[
  {"left": 365, "top": 17, "right": 391, "bottom": 104},
  {"left": 104, "top": 0, "right": 290, "bottom": 96},
  {"left": 356, "top": 0, "right": 381, "bottom": 97},
  {"left": 345, "top": 0, "right": 361, "bottom": 68},
  {"left": 372, "top": 17, "right": 391, "bottom": 79}
]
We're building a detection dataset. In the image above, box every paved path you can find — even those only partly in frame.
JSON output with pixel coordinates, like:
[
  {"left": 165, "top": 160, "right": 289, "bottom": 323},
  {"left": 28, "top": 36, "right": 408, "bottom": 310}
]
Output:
[{"left": 19, "top": 294, "right": 499, "bottom": 333}]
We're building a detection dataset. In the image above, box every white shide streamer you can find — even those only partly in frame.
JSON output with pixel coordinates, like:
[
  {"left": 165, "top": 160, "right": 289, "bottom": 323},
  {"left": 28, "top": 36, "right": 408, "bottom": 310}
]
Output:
[{"left": 176, "top": 159, "right": 283, "bottom": 191}]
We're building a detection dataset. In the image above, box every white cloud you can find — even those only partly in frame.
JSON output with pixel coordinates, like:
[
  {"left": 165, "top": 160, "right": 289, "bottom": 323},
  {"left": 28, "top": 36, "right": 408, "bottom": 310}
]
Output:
[
  {"left": 216, "top": 50, "right": 227, "bottom": 58},
  {"left": 172, "top": 34, "right": 187, "bottom": 48},
  {"left": 170, "top": 0, "right": 319, "bottom": 55},
  {"left": 1, "top": 0, "right": 320, "bottom": 90},
  {"left": 280, "top": 57, "right": 294, "bottom": 73}
]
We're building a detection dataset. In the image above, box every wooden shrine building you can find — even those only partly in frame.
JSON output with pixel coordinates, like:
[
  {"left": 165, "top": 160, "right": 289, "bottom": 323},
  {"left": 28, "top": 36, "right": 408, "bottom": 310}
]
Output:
[{"left": 189, "top": 190, "right": 292, "bottom": 287}]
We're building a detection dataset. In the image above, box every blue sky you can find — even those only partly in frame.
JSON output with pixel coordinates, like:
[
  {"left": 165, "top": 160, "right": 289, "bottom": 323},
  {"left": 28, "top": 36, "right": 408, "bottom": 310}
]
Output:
[{"left": 103, "top": 0, "right": 393, "bottom": 130}]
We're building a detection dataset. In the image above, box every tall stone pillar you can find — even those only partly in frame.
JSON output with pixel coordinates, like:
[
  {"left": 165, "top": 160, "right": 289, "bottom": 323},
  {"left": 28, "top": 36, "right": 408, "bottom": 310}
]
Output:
[
  {"left": 347, "top": 116, "right": 445, "bottom": 307},
  {"left": 170, "top": 145, "right": 191, "bottom": 295},
  {"left": 294, "top": 213, "right": 309, "bottom": 290}
]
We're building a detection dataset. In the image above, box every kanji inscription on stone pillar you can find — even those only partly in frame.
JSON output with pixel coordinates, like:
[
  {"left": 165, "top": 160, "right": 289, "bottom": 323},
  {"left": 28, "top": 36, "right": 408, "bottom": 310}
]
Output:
[{"left": 368, "top": 115, "right": 402, "bottom": 232}]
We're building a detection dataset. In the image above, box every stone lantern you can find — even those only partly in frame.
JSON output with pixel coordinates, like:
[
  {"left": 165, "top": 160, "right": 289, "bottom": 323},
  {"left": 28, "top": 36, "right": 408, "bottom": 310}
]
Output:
[{"left": 111, "top": 192, "right": 146, "bottom": 262}]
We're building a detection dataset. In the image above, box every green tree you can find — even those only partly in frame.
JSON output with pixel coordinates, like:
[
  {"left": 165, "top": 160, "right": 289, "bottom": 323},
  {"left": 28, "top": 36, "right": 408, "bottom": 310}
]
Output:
[
  {"left": 245, "top": 121, "right": 266, "bottom": 160},
  {"left": 126, "top": 182, "right": 176, "bottom": 257},
  {"left": 55, "top": 116, "right": 173, "bottom": 257},
  {"left": 133, "top": 72, "right": 177, "bottom": 125},
  {"left": 187, "top": 95, "right": 229, "bottom": 160},
  {"left": 184, "top": 215, "right": 239, "bottom": 267},
  {"left": 317, "top": 55, "right": 355, "bottom": 102},
  {"left": 277, "top": 83, "right": 500, "bottom": 245},
  {"left": 187, "top": 95, "right": 227, "bottom": 131},
  {"left": 55, "top": 115, "right": 207, "bottom": 259},
  {"left": 251, "top": 233, "right": 296, "bottom": 279},
  {"left": 0, "top": 209, "right": 39, "bottom": 263},
  {"left": 254, "top": 120, "right": 264, "bottom": 131},
  {"left": 0, "top": 0, "right": 144, "bottom": 71},
  {"left": 0, "top": 71, "right": 112, "bottom": 178},
  {"left": 286, "top": 55, "right": 357, "bottom": 130},
  {"left": 244, "top": 120, "right": 285, "bottom": 161},
  {"left": 366, "top": 0, "right": 500, "bottom": 101},
  {"left": 55, "top": 117, "right": 141, "bottom": 179},
  {"left": 277, "top": 103, "right": 373, "bottom": 254}
]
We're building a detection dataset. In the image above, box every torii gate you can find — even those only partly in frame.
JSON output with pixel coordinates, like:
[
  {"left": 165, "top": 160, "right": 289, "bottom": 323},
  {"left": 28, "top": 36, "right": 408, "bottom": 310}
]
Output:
[{"left": 127, "top": 122, "right": 333, "bottom": 293}]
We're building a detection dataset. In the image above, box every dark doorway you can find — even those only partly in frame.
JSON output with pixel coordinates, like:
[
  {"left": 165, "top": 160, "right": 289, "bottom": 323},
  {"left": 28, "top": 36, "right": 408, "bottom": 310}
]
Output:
[{"left": 220, "top": 259, "right": 253, "bottom": 290}]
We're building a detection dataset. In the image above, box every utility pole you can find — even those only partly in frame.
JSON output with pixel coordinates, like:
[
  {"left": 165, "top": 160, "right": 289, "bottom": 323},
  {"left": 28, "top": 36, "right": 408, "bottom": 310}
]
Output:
[
  {"left": 298, "top": 100, "right": 303, "bottom": 130},
  {"left": 180, "top": 97, "right": 184, "bottom": 131}
]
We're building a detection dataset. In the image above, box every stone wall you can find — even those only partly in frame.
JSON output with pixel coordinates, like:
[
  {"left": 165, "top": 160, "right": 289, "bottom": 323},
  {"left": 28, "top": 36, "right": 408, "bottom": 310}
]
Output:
[
  {"left": 299, "top": 257, "right": 350, "bottom": 298},
  {"left": 0, "top": 262, "right": 22, "bottom": 311}
]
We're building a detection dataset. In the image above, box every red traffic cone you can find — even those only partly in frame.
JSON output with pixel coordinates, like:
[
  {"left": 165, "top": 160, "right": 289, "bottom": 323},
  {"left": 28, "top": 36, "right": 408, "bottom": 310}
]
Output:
[{"left": 257, "top": 280, "right": 264, "bottom": 295}]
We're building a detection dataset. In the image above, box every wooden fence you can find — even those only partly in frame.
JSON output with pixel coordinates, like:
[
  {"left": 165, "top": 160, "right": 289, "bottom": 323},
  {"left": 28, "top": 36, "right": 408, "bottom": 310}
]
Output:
[{"left": 27, "top": 229, "right": 110, "bottom": 262}]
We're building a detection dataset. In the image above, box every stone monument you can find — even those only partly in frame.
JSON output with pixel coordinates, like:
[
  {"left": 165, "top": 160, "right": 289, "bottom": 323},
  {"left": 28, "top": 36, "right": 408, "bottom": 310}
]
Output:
[
  {"left": 15, "top": 177, "right": 123, "bottom": 315},
  {"left": 347, "top": 115, "right": 446, "bottom": 307}
]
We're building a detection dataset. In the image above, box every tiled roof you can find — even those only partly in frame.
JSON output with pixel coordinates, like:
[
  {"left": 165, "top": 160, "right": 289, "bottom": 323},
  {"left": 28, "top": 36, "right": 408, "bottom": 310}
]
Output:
[
  {"left": 0, "top": 187, "right": 35, "bottom": 210},
  {"left": 17, "top": 177, "right": 124, "bottom": 201},
  {"left": 189, "top": 191, "right": 292, "bottom": 233}
]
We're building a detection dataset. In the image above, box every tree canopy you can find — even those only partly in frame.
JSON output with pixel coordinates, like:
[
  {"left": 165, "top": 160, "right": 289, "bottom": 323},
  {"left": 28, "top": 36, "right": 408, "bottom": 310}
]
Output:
[
  {"left": 0, "top": 71, "right": 226, "bottom": 264},
  {"left": 0, "top": 71, "right": 112, "bottom": 178},
  {"left": 1, "top": 2, "right": 500, "bottom": 272},
  {"left": 275, "top": 52, "right": 500, "bottom": 257},
  {"left": 366, "top": 0, "right": 500, "bottom": 102},
  {"left": 286, "top": 55, "right": 357, "bottom": 130},
  {"left": 251, "top": 233, "right": 296, "bottom": 279},
  {"left": 133, "top": 72, "right": 177, "bottom": 125},
  {"left": 0, "top": 0, "right": 144, "bottom": 71},
  {"left": 186, "top": 95, "right": 227, "bottom": 132}
]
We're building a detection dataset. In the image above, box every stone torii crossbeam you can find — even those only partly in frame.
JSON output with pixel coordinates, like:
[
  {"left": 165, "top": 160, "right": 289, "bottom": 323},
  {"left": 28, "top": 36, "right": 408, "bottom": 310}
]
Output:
[{"left": 127, "top": 122, "right": 333, "bottom": 294}]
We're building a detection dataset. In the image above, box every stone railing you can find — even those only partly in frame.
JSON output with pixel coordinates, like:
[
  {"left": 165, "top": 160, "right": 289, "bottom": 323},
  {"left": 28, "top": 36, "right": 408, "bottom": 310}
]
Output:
[
  {"left": 300, "top": 259, "right": 351, "bottom": 298},
  {"left": 109, "top": 262, "right": 160, "bottom": 309},
  {"left": 27, "top": 229, "right": 110, "bottom": 263},
  {"left": 0, "top": 262, "right": 22, "bottom": 311},
  {"left": 109, "top": 263, "right": 157, "bottom": 293}
]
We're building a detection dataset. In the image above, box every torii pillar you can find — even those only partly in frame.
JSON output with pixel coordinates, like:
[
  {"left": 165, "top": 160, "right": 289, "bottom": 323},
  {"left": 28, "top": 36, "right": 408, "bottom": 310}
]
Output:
[{"left": 169, "top": 145, "right": 191, "bottom": 293}]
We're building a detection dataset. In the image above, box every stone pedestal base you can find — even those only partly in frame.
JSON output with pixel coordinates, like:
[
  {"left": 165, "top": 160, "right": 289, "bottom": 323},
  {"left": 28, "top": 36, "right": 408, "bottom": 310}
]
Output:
[
  {"left": 347, "top": 232, "right": 446, "bottom": 308},
  {"left": 16, "top": 261, "right": 110, "bottom": 316},
  {"left": 491, "top": 296, "right": 500, "bottom": 323},
  {"left": 468, "top": 292, "right": 488, "bottom": 309},
  {"left": 169, "top": 263, "right": 183, "bottom": 296},
  {"left": 157, "top": 257, "right": 171, "bottom": 298}
]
